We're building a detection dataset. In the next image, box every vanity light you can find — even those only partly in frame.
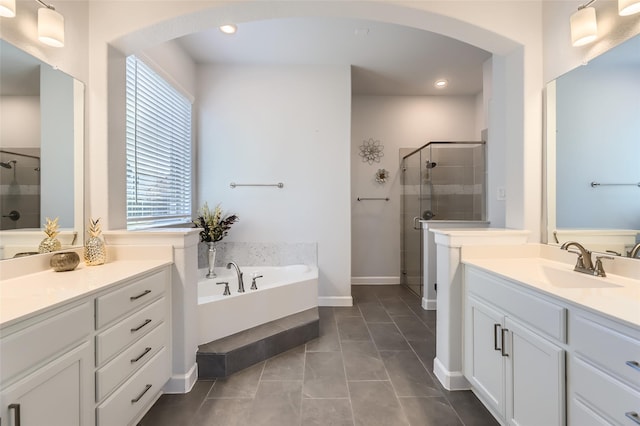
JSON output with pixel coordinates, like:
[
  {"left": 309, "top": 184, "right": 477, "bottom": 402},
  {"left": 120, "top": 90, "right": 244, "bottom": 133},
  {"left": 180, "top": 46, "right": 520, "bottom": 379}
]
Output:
[
  {"left": 434, "top": 79, "right": 449, "bottom": 89},
  {"left": 570, "top": 6, "right": 598, "bottom": 47},
  {"left": 0, "top": 0, "right": 16, "bottom": 18},
  {"left": 219, "top": 24, "right": 237, "bottom": 35},
  {"left": 38, "top": 5, "right": 64, "bottom": 47},
  {"left": 618, "top": 0, "right": 640, "bottom": 15}
]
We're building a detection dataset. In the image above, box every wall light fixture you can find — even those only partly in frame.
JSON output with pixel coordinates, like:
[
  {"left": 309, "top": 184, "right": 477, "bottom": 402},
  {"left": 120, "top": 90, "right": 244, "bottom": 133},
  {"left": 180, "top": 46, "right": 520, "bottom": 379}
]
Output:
[
  {"left": 0, "top": 0, "right": 64, "bottom": 47},
  {"left": 0, "top": 0, "right": 16, "bottom": 17},
  {"left": 570, "top": 0, "right": 640, "bottom": 47}
]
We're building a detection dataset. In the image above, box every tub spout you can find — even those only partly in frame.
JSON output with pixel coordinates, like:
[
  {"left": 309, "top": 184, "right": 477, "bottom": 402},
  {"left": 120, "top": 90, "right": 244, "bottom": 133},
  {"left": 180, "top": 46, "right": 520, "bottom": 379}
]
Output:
[{"left": 227, "top": 262, "right": 245, "bottom": 293}]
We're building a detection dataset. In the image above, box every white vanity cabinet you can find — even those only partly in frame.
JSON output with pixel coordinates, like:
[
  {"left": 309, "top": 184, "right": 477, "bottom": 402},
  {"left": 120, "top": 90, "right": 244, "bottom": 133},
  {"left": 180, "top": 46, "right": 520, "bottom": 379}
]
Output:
[
  {"left": 94, "top": 268, "right": 171, "bottom": 426},
  {"left": 0, "top": 262, "right": 172, "bottom": 426},
  {"left": 568, "top": 310, "right": 640, "bottom": 425},
  {"left": 0, "top": 302, "right": 94, "bottom": 426},
  {"left": 464, "top": 266, "right": 566, "bottom": 426}
]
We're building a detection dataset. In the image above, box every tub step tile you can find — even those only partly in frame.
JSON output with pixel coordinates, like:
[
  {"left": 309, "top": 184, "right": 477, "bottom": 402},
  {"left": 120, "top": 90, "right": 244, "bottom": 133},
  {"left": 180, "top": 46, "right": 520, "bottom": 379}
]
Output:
[{"left": 197, "top": 307, "right": 319, "bottom": 379}]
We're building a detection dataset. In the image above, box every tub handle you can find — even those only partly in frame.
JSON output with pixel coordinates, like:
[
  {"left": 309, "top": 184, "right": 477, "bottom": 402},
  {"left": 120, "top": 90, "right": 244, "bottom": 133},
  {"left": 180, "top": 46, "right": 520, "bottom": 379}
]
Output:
[
  {"left": 217, "top": 281, "right": 231, "bottom": 296},
  {"left": 251, "top": 275, "right": 263, "bottom": 290}
]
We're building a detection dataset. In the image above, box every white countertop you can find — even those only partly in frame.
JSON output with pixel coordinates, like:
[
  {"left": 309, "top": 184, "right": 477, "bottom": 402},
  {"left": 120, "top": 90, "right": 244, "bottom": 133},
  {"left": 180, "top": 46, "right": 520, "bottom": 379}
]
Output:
[
  {"left": 461, "top": 244, "right": 640, "bottom": 328},
  {"left": 0, "top": 247, "right": 172, "bottom": 329}
]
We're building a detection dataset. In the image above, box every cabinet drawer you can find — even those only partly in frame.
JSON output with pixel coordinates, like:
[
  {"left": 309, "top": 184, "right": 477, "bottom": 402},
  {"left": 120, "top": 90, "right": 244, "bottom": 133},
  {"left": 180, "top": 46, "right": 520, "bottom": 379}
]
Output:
[
  {"left": 572, "top": 314, "right": 640, "bottom": 390},
  {"left": 571, "top": 356, "right": 640, "bottom": 425},
  {"left": 96, "top": 347, "right": 169, "bottom": 426},
  {"left": 95, "top": 269, "right": 167, "bottom": 329},
  {"left": 0, "top": 302, "right": 92, "bottom": 384},
  {"left": 96, "top": 322, "right": 167, "bottom": 401},
  {"left": 466, "top": 267, "right": 566, "bottom": 342},
  {"left": 96, "top": 298, "right": 166, "bottom": 365}
]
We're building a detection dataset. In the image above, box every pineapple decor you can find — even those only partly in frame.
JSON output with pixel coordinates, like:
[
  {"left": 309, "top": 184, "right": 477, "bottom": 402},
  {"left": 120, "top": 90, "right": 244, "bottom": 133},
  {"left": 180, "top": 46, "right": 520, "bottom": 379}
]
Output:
[
  {"left": 38, "top": 217, "right": 62, "bottom": 254},
  {"left": 84, "top": 217, "right": 106, "bottom": 266}
]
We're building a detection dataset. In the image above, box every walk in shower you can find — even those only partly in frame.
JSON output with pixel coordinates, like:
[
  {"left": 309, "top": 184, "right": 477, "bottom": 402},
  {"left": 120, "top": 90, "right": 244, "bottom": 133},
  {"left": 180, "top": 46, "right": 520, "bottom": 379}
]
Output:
[
  {"left": 401, "top": 141, "right": 486, "bottom": 298},
  {"left": 0, "top": 149, "right": 41, "bottom": 230}
]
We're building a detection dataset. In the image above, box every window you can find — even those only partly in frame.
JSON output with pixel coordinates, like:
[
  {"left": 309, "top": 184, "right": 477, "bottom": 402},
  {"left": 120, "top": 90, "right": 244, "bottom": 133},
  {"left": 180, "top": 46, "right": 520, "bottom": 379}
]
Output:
[{"left": 126, "top": 55, "right": 192, "bottom": 229}]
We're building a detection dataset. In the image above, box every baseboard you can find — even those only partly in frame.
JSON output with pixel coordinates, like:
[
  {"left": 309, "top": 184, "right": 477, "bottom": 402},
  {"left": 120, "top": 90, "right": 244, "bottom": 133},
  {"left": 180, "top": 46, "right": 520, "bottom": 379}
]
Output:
[
  {"left": 422, "top": 297, "right": 437, "bottom": 310},
  {"left": 163, "top": 363, "right": 198, "bottom": 394},
  {"left": 351, "top": 276, "right": 400, "bottom": 285},
  {"left": 318, "top": 296, "right": 353, "bottom": 306},
  {"left": 433, "top": 357, "right": 471, "bottom": 391}
]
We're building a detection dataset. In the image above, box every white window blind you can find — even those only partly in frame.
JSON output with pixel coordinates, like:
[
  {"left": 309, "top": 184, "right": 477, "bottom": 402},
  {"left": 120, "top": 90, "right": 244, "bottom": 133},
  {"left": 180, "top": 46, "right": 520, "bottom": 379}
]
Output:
[{"left": 126, "top": 55, "right": 192, "bottom": 229}]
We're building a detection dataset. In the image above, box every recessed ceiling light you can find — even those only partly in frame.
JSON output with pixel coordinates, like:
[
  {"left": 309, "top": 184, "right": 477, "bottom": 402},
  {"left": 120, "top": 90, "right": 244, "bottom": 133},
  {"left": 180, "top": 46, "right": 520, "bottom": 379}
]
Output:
[
  {"left": 219, "top": 24, "right": 237, "bottom": 35},
  {"left": 434, "top": 79, "right": 449, "bottom": 89}
]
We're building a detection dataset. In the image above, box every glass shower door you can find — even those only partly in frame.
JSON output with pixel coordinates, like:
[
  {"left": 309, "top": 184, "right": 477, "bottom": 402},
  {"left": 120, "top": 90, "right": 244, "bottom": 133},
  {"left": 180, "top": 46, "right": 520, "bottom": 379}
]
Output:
[{"left": 401, "top": 151, "right": 423, "bottom": 297}]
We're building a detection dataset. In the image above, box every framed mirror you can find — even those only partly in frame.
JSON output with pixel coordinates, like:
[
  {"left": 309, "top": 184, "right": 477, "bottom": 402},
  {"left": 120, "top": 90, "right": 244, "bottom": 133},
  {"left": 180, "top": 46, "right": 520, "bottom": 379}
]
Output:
[
  {"left": 0, "top": 39, "right": 84, "bottom": 259},
  {"left": 545, "top": 34, "right": 640, "bottom": 257}
]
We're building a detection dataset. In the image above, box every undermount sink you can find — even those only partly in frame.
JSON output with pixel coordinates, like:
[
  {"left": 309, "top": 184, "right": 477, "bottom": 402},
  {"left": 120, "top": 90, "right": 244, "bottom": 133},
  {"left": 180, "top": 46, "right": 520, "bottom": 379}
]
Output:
[{"left": 540, "top": 265, "right": 624, "bottom": 289}]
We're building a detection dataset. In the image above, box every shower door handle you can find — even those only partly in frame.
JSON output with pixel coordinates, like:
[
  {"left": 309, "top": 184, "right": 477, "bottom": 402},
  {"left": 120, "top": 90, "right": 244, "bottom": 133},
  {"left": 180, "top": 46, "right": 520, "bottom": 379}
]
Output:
[{"left": 413, "top": 216, "right": 421, "bottom": 230}]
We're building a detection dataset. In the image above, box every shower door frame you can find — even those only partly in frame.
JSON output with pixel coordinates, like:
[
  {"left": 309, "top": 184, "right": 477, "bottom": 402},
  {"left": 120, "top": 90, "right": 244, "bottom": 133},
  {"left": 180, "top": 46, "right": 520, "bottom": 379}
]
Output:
[{"left": 400, "top": 141, "right": 487, "bottom": 298}]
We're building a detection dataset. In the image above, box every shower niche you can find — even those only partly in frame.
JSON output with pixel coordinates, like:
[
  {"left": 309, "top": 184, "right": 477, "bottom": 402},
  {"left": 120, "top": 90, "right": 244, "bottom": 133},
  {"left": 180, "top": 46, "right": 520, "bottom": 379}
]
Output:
[{"left": 400, "top": 141, "right": 487, "bottom": 300}]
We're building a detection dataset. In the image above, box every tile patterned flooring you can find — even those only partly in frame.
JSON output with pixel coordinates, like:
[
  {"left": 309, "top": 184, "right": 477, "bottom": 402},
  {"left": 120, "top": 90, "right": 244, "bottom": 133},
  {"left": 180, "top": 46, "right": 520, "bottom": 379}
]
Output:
[{"left": 139, "top": 285, "right": 499, "bottom": 426}]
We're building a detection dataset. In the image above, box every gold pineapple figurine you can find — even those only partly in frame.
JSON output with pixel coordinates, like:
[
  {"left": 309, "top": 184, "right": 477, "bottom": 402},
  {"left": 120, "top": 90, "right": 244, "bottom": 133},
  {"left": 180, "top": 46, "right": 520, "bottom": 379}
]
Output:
[
  {"left": 84, "top": 217, "right": 106, "bottom": 266},
  {"left": 38, "top": 217, "right": 62, "bottom": 253}
]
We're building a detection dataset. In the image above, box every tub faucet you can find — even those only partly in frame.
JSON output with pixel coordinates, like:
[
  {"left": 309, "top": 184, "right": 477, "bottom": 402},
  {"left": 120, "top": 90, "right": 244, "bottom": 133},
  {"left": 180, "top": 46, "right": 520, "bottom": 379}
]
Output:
[
  {"left": 629, "top": 243, "right": 640, "bottom": 259},
  {"left": 227, "top": 262, "right": 245, "bottom": 293}
]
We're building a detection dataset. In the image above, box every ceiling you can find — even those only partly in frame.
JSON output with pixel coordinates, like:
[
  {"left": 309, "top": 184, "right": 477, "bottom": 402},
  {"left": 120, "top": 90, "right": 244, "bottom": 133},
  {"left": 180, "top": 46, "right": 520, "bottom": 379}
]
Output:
[{"left": 176, "top": 17, "right": 492, "bottom": 96}]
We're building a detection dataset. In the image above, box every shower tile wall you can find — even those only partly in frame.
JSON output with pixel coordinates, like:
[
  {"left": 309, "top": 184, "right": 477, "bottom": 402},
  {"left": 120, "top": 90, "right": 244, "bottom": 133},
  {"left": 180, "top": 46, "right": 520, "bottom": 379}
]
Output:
[
  {"left": 0, "top": 148, "right": 40, "bottom": 230},
  {"left": 428, "top": 145, "right": 485, "bottom": 221}
]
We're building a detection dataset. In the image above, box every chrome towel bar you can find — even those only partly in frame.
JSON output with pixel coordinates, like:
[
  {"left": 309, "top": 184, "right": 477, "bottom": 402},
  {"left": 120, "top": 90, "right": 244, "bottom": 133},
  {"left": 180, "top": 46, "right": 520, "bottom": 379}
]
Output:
[
  {"left": 357, "top": 197, "right": 389, "bottom": 201},
  {"left": 230, "top": 182, "right": 284, "bottom": 189},
  {"left": 590, "top": 181, "right": 640, "bottom": 188}
]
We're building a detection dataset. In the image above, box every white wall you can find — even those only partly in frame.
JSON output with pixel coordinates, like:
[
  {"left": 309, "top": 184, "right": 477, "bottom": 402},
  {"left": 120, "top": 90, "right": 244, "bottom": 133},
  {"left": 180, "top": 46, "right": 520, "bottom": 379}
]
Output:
[
  {"left": 0, "top": 97, "right": 40, "bottom": 148},
  {"left": 351, "top": 95, "right": 478, "bottom": 280},
  {"left": 197, "top": 64, "right": 352, "bottom": 304}
]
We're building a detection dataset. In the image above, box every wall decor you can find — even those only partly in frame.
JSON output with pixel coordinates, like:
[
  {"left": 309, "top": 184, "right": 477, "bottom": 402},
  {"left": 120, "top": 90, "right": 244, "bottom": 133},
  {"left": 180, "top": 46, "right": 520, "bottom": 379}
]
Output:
[
  {"left": 359, "top": 138, "right": 384, "bottom": 164},
  {"left": 375, "top": 168, "right": 389, "bottom": 184}
]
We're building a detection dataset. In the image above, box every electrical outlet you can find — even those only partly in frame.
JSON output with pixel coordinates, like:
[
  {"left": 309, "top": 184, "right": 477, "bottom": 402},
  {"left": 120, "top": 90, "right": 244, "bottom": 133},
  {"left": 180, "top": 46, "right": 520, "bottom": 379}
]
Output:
[{"left": 497, "top": 187, "right": 506, "bottom": 200}]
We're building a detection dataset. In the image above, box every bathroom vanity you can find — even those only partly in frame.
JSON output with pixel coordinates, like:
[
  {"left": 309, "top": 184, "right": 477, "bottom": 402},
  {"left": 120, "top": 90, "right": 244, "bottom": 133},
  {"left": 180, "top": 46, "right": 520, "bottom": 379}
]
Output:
[
  {"left": 0, "top": 247, "right": 172, "bottom": 426},
  {"left": 461, "top": 245, "right": 640, "bottom": 426}
]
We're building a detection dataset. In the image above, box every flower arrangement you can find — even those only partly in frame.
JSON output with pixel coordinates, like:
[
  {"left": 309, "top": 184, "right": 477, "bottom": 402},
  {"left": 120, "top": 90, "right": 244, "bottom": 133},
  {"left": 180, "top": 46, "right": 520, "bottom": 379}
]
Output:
[{"left": 193, "top": 203, "right": 239, "bottom": 243}]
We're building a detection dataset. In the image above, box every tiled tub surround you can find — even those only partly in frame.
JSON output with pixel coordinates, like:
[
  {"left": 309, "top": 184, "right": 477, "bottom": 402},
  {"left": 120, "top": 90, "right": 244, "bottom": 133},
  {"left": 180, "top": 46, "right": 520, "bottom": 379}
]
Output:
[
  {"left": 0, "top": 245, "right": 174, "bottom": 425},
  {"left": 197, "top": 264, "right": 319, "bottom": 344},
  {"left": 197, "top": 241, "right": 317, "bottom": 269},
  {"left": 460, "top": 244, "right": 640, "bottom": 425}
]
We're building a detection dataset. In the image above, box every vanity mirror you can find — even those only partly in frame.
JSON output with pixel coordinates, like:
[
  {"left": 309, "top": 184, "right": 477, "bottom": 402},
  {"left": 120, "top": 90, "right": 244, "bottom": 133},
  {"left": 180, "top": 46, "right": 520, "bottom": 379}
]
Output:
[
  {"left": 546, "top": 34, "right": 640, "bottom": 258},
  {"left": 0, "top": 39, "right": 84, "bottom": 260}
]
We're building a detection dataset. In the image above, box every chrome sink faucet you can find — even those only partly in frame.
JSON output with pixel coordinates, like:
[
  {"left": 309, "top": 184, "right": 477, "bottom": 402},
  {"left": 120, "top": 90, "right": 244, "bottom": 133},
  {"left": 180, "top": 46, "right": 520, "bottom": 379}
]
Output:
[
  {"left": 226, "top": 262, "right": 245, "bottom": 293},
  {"left": 629, "top": 243, "right": 640, "bottom": 259},
  {"left": 560, "top": 241, "right": 611, "bottom": 277}
]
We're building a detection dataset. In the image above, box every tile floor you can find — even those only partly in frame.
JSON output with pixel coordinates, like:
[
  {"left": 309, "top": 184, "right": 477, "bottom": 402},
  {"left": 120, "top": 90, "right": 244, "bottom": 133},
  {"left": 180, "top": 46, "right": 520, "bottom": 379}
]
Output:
[{"left": 139, "top": 285, "right": 499, "bottom": 426}]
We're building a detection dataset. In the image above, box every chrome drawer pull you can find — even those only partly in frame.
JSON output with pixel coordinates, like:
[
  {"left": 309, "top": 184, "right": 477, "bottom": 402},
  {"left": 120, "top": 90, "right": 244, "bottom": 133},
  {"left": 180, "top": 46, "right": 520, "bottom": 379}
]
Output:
[
  {"left": 494, "top": 324, "right": 501, "bottom": 351},
  {"left": 131, "top": 384, "right": 152, "bottom": 404},
  {"left": 131, "top": 347, "right": 152, "bottom": 363},
  {"left": 625, "top": 412, "right": 640, "bottom": 425},
  {"left": 501, "top": 328, "right": 509, "bottom": 357},
  {"left": 626, "top": 361, "right": 640, "bottom": 372},
  {"left": 8, "top": 404, "right": 20, "bottom": 426},
  {"left": 130, "top": 290, "right": 151, "bottom": 301},
  {"left": 130, "top": 319, "right": 152, "bottom": 333}
]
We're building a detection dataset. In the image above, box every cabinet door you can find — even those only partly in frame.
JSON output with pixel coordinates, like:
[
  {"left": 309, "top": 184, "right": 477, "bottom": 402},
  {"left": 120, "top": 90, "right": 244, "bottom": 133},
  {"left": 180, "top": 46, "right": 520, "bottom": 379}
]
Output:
[
  {"left": 465, "top": 295, "right": 505, "bottom": 417},
  {"left": 0, "top": 342, "right": 93, "bottom": 426},
  {"left": 505, "top": 317, "right": 565, "bottom": 426}
]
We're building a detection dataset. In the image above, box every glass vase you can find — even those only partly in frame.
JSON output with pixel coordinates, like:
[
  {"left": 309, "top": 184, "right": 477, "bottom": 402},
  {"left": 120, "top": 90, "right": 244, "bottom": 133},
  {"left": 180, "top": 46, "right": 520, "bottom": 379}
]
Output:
[{"left": 206, "top": 242, "right": 217, "bottom": 278}]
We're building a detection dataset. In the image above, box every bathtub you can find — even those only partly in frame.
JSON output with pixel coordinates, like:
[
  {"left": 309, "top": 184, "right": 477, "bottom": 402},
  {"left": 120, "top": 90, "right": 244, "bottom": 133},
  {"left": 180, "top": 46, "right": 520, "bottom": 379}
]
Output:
[{"left": 197, "top": 264, "right": 318, "bottom": 344}]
